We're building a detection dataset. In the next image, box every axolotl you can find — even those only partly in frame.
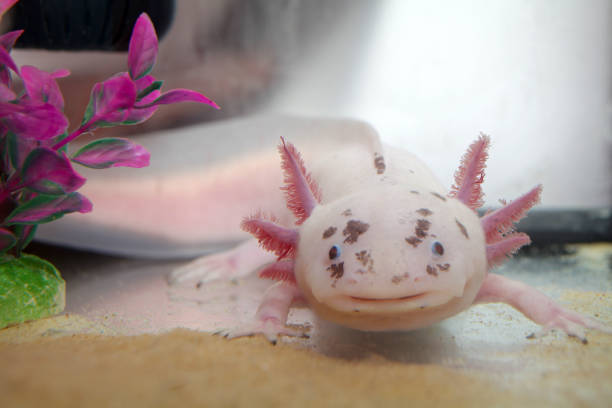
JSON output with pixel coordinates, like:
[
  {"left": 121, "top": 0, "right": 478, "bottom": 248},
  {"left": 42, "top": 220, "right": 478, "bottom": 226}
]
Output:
[{"left": 173, "top": 134, "right": 611, "bottom": 343}]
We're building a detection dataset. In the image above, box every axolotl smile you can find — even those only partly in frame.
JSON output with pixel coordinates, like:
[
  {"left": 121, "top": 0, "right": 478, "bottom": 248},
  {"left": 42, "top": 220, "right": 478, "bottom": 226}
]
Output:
[{"left": 294, "top": 186, "right": 487, "bottom": 331}]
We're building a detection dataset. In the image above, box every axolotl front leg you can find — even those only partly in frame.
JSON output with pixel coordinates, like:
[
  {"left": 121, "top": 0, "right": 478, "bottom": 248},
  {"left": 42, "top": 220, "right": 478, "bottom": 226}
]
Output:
[
  {"left": 475, "top": 273, "right": 612, "bottom": 343},
  {"left": 451, "top": 136, "right": 611, "bottom": 343},
  {"left": 215, "top": 280, "right": 309, "bottom": 344}
]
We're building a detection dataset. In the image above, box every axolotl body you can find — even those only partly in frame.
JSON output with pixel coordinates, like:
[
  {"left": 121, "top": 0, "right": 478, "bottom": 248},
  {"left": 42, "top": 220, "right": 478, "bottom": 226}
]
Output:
[{"left": 173, "top": 133, "right": 610, "bottom": 343}]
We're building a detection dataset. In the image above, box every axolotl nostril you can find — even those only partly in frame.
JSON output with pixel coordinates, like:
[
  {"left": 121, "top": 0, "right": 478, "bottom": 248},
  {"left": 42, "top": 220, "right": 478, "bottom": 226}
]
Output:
[{"left": 179, "top": 134, "right": 611, "bottom": 343}]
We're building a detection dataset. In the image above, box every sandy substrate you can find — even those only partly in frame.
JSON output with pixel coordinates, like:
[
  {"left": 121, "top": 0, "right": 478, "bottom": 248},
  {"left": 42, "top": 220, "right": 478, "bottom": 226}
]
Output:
[
  {"left": 1, "top": 243, "right": 611, "bottom": 407},
  {"left": 1, "top": 314, "right": 611, "bottom": 408}
]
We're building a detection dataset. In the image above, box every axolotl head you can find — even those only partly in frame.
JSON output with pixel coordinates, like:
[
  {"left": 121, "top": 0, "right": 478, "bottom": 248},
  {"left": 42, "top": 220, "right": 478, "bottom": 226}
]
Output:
[
  {"left": 242, "top": 137, "right": 541, "bottom": 331},
  {"left": 294, "top": 186, "right": 487, "bottom": 331}
]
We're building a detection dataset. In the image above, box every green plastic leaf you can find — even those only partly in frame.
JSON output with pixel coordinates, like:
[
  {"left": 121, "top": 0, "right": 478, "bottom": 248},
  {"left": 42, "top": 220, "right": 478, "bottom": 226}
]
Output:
[
  {"left": 13, "top": 224, "right": 37, "bottom": 256},
  {"left": 0, "top": 253, "right": 65, "bottom": 329},
  {"left": 0, "top": 227, "right": 16, "bottom": 254}
]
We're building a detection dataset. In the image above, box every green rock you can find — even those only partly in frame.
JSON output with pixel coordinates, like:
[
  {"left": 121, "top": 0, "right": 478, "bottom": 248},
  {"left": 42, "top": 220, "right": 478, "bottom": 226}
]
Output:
[{"left": 0, "top": 254, "right": 65, "bottom": 329}]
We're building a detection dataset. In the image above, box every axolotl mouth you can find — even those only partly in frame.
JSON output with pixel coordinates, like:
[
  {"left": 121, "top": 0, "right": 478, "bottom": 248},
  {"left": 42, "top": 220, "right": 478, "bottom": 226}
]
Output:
[
  {"left": 349, "top": 293, "right": 427, "bottom": 303},
  {"left": 330, "top": 291, "right": 454, "bottom": 314}
]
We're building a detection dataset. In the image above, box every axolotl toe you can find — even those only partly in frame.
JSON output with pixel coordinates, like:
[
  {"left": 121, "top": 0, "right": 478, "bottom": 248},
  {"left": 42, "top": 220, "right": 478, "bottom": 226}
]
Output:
[{"left": 200, "top": 135, "right": 611, "bottom": 344}]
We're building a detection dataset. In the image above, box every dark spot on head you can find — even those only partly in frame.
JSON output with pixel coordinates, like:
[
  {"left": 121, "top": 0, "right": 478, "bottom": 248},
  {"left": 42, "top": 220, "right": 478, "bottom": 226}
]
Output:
[
  {"left": 391, "top": 272, "right": 410, "bottom": 285},
  {"left": 405, "top": 236, "right": 422, "bottom": 248},
  {"left": 341, "top": 209, "right": 352, "bottom": 217},
  {"left": 322, "top": 226, "right": 337, "bottom": 239},
  {"left": 426, "top": 265, "right": 438, "bottom": 276},
  {"left": 374, "top": 153, "right": 386, "bottom": 174},
  {"left": 355, "top": 250, "right": 375, "bottom": 273},
  {"left": 353, "top": 309, "right": 360, "bottom": 313},
  {"left": 355, "top": 250, "right": 370, "bottom": 266},
  {"left": 327, "top": 262, "right": 345, "bottom": 280},
  {"left": 455, "top": 218, "right": 469, "bottom": 239},
  {"left": 196, "top": 281, "right": 202, "bottom": 289},
  {"left": 431, "top": 192, "right": 447, "bottom": 201},
  {"left": 410, "top": 190, "right": 420, "bottom": 195},
  {"left": 416, "top": 208, "right": 433, "bottom": 216},
  {"left": 343, "top": 220, "right": 370, "bottom": 244},
  {"left": 419, "top": 305, "right": 426, "bottom": 310},
  {"left": 415, "top": 219, "right": 431, "bottom": 238},
  {"left": 437, "top": 263, "right": 450, "bottom": 272}
]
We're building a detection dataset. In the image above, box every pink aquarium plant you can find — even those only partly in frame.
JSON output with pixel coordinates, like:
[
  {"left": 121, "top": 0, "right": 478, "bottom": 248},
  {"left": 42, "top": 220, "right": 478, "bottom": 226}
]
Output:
[{"left": 0, "top": 0, "right": 218, "bottom": 328}]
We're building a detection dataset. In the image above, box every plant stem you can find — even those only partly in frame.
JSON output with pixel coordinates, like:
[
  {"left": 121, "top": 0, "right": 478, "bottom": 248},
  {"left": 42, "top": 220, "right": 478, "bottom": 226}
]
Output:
[{"left": 51, "top": 122, "right": 92, "bottom": 151}]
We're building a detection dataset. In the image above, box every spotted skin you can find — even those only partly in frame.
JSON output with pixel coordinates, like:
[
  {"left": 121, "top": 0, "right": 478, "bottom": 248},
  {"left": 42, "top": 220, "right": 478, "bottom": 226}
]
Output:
[
  {"left": 374, "top": 154, "right": 386, "bottom": 174},
  {"left": 322, "top": 226, "right": 337, "bottom": 239},
  {"left": 416, "top": 208, "right": 433, "bottom": 216},
  {"left": 391, "top": 273, "right": 410, "bottom": 284},
  {"left": 431, "top": 192, "right": 447, "bottom": 201},
  {"left": 415, "top": 219, "right": 431, "bottom": 238},
  {"left": 343, "top": 220, "right": 369, "bottom": 244},
  {"left": 405, "top": 236, "right": 422, "bottom": 247},
  {"left": 455, "top": 219, "right": 469, "bottom": 239},
  {"left": 327, "top": 262, "right": 344, "bottom": 279},
  {"left": 426, "top": 265, "right": 438, "bottom": 277},
  {"left": 437, "top": 263, "right": 450, "bottom": 272},
  {"left": 212, "top": 135, "right": 609, "bottom": 344}
]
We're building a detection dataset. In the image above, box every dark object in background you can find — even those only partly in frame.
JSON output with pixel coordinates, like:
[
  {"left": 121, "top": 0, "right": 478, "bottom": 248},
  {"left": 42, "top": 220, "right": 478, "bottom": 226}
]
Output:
[
  {"left": 516, "top": 208, "right": 612, "bottom": 244},
  {"left": 6, "top": 0, "right": 175, "bottom": 50}
]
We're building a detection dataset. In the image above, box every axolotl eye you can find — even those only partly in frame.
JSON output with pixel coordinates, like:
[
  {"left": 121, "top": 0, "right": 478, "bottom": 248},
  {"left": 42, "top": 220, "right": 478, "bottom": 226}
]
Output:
[
  {"left": 431, "top": 241, "right": 444, "bottom": 256},
  {"left": 329, "top": 245, "right": 341, "bottom": 260}
]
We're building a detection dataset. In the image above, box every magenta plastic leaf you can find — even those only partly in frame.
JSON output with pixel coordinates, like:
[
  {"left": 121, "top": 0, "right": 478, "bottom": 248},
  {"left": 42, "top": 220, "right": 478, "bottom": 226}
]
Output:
[
  {"left": 128, "top": 13, "right": 158, "bottom": 80},
  {"left": 0, "top": 227, "right": 16, "bottom": 253},
  {"left": 134, "top": 75, "right": 162, "bottom": 100},
  {"left": 92, "top": 83, "right": 160, "bottom": 127},
  {"left": 0, "top": 30, "right": 23, "bottom": 51},
  {"left": 137, "top": 88, "right": 220, "bottom": 109},
  {"left": 21, "top": 148, "right": 86, "bottom": 194},
  {"left": 0, "top": 30, "right": 22, "bottom": 86},
  {"left": 21, "top": 66, "right": 65, "bottom": 110},
  {"left": 84, "top": 73, "right": 137, "bottom": 125},
  {"left": 5, "top": 192, "right": 92, "bottom": 225},
  {"left": 72, "top": 138, "right": 150, "bottom": 169},
  {"left": 0, "top": 45, "right": 18, "bottom": 74},
  {"left": 0, "top": 82, "right": 15, "bottom": 101},
  {"left": 0, "top": 102, "right": 68, "bottom": 140},
  {"left": 0, "top": 0, "right": 18, "bottom": 17},
  {"left": 122, "top": 88, "right": 160, "bottom": 124},
  {"left": 134, "top": 74, "right": 155, "bottom": 91},
  {"left": 6, "top": 131, "right": 35, "bottom": 169},
  {"left": 50, "top": 69, "right": 70, "bottom": 78}
]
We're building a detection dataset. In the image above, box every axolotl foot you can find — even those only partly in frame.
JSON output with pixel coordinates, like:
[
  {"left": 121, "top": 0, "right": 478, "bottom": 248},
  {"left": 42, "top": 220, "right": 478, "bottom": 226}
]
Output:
[
  {"left": 214, "top": 319, "right": 310, "bottom": 345},
  {"left": 526, "top": 304, "right": 612, "bottom": 344},
  {"left": 214, "top": 281, "right": 308, "bottom": 344},
  {"left": 476, "top": 273, "right": 612, "bottom": 344},
  {"left": 169, "top": 239, "right": 275, "bottom": 286}
]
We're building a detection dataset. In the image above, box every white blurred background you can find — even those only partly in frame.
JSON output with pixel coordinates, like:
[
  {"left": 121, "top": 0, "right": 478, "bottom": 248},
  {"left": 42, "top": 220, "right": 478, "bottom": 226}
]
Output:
[
  {"left": 14, "top": 0, "right": 612, "bottom": 208},
  {"left": 266, "top": 0, "right": 612, "bottom": 208}
]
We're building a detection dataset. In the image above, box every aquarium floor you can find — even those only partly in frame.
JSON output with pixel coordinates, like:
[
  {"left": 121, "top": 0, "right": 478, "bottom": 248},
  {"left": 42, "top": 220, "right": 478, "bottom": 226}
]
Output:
[{"left": 1, "top": 243, "right": 611, "bottom": 407}]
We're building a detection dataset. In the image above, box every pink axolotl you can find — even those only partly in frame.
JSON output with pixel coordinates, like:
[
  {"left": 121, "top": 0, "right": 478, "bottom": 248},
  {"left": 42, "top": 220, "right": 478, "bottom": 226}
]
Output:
[{"left": 172, "top": 134, "right": 611, "bottom": 343}]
